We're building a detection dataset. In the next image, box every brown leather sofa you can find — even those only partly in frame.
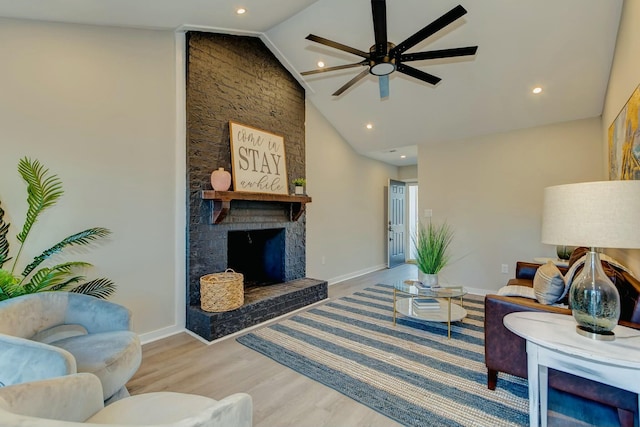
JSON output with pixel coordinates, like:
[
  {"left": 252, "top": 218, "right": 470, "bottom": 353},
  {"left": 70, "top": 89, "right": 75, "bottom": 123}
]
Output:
[{"left": 484, "top": 248, "right": 640, "bottom": 427}]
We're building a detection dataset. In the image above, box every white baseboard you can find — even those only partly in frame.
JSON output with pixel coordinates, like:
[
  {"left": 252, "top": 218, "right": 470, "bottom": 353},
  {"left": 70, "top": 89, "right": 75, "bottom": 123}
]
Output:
[
  {"left": 144, "top": 298, "right": 330, "bottom": 346},
  {"left": 465, "top": 287, "right": 492, "bottom": 297},
  {"left": 327, "top": 264, "right": 387, "bottom": 286},
  {"left": 138, "top": 325, "right": 185, "bottom": 345}
]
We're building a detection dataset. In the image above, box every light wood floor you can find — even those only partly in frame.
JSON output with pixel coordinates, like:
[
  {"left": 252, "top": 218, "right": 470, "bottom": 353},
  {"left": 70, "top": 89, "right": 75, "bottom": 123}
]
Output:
[
  {"left": 127, "top": 265, "right": 415, "bottom": 427},
  {"left": 126, "top": 264, "right": 616, "bottom": 427}
]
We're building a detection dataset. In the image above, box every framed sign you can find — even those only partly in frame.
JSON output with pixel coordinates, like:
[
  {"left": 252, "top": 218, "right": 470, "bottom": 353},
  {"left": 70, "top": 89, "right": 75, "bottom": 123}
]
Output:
[{"left": 229, "top": 122, "right": 288, "bottom": 194}]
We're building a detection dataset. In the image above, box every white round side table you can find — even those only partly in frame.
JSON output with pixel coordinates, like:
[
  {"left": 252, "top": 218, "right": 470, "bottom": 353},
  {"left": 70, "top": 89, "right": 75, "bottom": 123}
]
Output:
[{"left": 504, "top": 311, "right": 640, "bottom": 427}]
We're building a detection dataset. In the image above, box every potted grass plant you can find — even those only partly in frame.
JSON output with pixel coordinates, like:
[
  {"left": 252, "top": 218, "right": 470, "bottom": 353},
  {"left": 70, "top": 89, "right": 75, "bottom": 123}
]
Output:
[
  {"left": 0, "top": 157, "right": 115, "bottom": 301},
  {"left": 412, "top": 221, "right": 454, "bottom": 287},
  {"left": 293, "top": 177, "right": 306, "bottom": 195}
]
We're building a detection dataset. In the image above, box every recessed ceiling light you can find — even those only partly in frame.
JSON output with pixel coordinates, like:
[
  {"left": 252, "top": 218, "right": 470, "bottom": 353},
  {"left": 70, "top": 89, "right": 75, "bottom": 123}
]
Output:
[
  {"left": 532, "top": 87, "right": 542, "bottom": 94},
  {"left": 317, "top": 61, "right": 325, "bottom": 68},
  {"left": 400, "top": 155, "right": 407, "bottom": 159},
  {"left": 236, "top": 8, "right": 246, "bottom": 14},
  {"left": 366, "top": 123, "right": 373, "bottom": 129}
]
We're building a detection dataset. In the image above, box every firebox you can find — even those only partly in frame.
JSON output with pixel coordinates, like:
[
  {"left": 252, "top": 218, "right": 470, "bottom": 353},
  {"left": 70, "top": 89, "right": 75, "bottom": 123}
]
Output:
[{"left": 227, "top": 228, "right": 285, "bottom": 288}]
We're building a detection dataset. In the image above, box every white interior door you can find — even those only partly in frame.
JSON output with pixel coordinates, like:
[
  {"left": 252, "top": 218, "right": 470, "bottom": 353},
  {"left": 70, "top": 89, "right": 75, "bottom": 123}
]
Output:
[{"left": 387, "top": 179, "right": 406, "bottom": 268}]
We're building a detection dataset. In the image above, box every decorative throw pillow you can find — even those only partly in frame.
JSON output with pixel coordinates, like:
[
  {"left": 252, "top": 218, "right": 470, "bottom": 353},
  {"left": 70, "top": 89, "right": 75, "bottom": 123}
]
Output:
[
  {"left": 601, "top": 253, "right": 637, "bottom": 277},
  {"left": 497, "top": 285, "right": 536, "bottom": 299},
  {"left": 533, "top": 261, "right": 566, "bottom": 304},
  {"left": 568, "top": 247, "right": 589, "bottom": 269}
]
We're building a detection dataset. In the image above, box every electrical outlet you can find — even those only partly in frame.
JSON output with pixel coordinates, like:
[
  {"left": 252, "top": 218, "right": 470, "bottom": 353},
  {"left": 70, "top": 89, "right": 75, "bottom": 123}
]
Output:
[
  {"left": 424, "top": 209, "right": 433, "bottom": 218},
  {"left": 501, "top": 264, "right": 509, "bottom": 274},
  {"left": 321, "top": 256, "right": 326, "bottom": 265}
]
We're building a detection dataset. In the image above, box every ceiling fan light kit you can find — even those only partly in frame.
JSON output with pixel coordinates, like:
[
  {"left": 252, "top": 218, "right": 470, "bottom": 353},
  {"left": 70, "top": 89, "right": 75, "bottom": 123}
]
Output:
[
  {"left": 301, "top": 0, "right": 478, "bottom": 98},
  {"left": 369, "top": 43, "right": 396, "bottom": 76}
]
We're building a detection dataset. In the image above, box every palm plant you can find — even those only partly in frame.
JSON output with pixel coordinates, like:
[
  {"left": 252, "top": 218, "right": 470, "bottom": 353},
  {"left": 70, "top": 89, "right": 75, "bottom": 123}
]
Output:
[
  {"left": 413, "top": 221, "right": 454, "bottom": 275},
  {"left": 0, "top": 157, "right": 115, "bottom": 301}
]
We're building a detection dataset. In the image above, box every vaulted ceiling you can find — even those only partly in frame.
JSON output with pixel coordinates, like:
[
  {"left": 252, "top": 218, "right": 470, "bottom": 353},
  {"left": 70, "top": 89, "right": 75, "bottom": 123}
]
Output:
[{"left": 0, "top": 0, "right": 623, "bottom": 166}]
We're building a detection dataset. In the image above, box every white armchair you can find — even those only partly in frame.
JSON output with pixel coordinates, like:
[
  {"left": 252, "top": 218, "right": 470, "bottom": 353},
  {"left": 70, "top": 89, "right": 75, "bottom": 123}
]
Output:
[
  {"left": 0, "top": 373, "right": 253, "bottom": 427},
  {"left": 0, "top": 292, "right": 141, "bottom": 402}
]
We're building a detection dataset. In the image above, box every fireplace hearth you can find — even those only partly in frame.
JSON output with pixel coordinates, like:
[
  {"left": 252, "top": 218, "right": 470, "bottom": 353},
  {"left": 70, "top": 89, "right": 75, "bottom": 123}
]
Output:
[
  {"left": 186, "top": 199, "right": 327, "bottom": 341},
  {"left": 187, "top": 277, "right": 327, "bottom": 341}
]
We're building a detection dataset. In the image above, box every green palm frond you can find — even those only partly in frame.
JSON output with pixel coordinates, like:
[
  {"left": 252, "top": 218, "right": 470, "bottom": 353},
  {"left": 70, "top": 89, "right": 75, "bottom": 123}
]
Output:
[
  {"left": 47, "top": 276, "right": 87, "bottom": 292},
  {"left": 70, "top": 278, "right": 116, "bottom": 299},
  {"left": 16, "top": 157, "right": 63, "bottom": 244},
  {"left": 25, "top": 273, "right": 85, "bottom": 293},
  {"left": 0, "top": 203, "right": 10, "bottom": 268},
  {"left": 21, "top": 227, "right": 112, "bottom": 277},
  {"left": 0, "top": 269, "right": 21, "bottom": 301},
  {"left": 23, "top": 262, "right": 92, "bottom": 293}
]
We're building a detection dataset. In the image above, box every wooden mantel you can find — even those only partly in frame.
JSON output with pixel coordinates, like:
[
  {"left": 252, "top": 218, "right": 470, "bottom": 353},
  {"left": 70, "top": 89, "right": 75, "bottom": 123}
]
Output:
[{"left": 201, "top": 190, "right": 312, "bottom": 224}]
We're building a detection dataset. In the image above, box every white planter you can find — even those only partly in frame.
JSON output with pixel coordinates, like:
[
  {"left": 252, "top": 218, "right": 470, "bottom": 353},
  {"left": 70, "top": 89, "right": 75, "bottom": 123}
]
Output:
[
  {"left": 418, "top": 271, "right": 439, "bottom": 287},
  {"left": 295, "top": 186, "right": 304, "bottom": 195}
]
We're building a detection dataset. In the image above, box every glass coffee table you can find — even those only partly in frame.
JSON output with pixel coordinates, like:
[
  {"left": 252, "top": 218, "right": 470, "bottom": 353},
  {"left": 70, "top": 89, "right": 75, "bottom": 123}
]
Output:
[{"left": 392, "top": 280, "right": 467, "bottom": 339}]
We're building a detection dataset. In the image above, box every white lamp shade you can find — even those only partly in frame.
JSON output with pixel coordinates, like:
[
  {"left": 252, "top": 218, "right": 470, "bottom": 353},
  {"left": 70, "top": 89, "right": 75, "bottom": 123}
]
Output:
[{"left": 541, "top": 180, "right": 640, "bottom": 249}]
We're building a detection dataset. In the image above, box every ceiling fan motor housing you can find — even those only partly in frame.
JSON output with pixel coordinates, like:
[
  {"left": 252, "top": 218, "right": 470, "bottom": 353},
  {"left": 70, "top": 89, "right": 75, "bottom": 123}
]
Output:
[{"left": 369, "top": 43, "right": 396, "bottom": 76}]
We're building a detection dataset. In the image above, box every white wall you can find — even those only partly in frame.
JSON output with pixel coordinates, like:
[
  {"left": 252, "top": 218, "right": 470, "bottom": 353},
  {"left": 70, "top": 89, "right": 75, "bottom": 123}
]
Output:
[
  {"left": 0, "top": 19, "right": 179, "bottom": 338},
  {"left": 601, "top": 0, "right": 640, "bottom": 274},
  {"left": 0, "top": 17, "right": 401, "bottom": 341},
  {"left": 418, "top": 118, "right": 604, "bottom": 293},
  {"left": 398, "top": 165, "right": 418, "bottom": 181},
  {"left": 305, "top": 102, "right": 398, "bottom": 283}
]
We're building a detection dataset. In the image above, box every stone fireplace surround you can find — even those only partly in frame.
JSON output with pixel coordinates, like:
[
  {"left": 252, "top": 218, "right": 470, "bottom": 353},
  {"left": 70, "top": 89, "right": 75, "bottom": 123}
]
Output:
[
  {"left": 185, "top": 32, "right": 327, "bottom": 341},
  {"left": 186, "top": 202, "right": 327, "bottom": 341}
]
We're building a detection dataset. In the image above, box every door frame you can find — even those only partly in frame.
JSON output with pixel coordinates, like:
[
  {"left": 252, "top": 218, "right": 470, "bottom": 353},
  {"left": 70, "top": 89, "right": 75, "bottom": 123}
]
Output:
[{"left": 405, "top": 180, "right": 418, "bottom": 262}]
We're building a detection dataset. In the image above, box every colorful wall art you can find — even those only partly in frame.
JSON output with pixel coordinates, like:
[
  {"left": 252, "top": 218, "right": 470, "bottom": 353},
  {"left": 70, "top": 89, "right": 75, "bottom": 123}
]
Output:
[{"left": 609, "top": 84, "right": 640, "bottom": 180}]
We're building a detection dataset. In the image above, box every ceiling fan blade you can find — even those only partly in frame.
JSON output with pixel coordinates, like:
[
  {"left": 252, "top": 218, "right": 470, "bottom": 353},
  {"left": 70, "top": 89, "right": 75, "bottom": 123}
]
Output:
[
  {"left": 390, "top": 5, "right": 467, "bottom": 57},
  {"left": 371, "top": 0, "right": 388, "bottom": 57},
  {"left": 306, "top": 34, "right": 370, "bottom": 59},
  {"left": 401, "top": 46, "right": 478, "bottom": 62},
  {"left": 396, "top": 63, "right": 441, "bottom": 85},
  {"left": 332, "top": 68, "right": 371, "bottom": 96},
  {"left": 379, "top": 75, "right": 389, "bottom": 98},
  {"left": 301, "top": 61, "right": 368, "bottom": 76}
]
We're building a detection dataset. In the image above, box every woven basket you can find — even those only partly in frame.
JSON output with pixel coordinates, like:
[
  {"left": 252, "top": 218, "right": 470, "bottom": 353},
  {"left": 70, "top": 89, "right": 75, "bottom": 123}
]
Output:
[{"left": 200, "top": 269, "right": 244, "bottom": 313}]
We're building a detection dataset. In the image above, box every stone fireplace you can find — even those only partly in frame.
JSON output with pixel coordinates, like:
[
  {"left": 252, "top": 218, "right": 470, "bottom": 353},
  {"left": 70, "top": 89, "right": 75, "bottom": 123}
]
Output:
[
  {"left": 186, "top": 205, "right": 327, "bottom": 341},
  {"left": 184, "top": 32, "right": 327, "bottom": 341}
]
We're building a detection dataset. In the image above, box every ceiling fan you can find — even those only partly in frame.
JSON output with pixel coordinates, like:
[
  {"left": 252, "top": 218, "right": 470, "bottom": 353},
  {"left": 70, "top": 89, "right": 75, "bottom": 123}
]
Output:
[{"left": 300, "top": 0, "right": 478, "bottom": 98}]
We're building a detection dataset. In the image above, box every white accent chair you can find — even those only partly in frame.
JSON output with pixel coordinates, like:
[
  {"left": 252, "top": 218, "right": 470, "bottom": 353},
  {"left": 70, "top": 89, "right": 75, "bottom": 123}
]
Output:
[
  {"left": 0, "top": 292, "right": 141, "bottom": 402},
  {"left": 0, "top": 373, "right": 253, "bottom": 426}
]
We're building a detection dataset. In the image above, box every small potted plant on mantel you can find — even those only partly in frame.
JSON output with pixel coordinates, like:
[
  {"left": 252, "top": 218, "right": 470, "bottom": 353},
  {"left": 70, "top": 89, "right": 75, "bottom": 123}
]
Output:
[
  {"left": 412, "top": 221, "right": 454, "bottom": 287},
  {"left": 293, "top": 178, "right": 306, "bottom": 195}
]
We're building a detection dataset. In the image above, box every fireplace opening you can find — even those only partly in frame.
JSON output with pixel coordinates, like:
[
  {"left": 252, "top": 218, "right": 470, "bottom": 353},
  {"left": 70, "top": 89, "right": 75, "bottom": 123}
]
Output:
[{"left": 227, "top": 228, "right": 285, "bottom": 288}]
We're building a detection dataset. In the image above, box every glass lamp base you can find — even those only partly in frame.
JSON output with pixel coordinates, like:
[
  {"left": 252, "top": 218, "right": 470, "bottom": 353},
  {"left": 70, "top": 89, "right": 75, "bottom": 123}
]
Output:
[
  {"left": 569, "top": 249, "right": 621, "bottom": 341},
  {"left": 575, "top": 325, "right": 616, "bottom": 341}
]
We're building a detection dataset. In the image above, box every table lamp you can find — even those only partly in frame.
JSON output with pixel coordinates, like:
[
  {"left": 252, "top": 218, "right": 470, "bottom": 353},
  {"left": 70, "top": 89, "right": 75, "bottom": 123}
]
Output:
[{"left": 541, "top": 180, "right": 640, "bottom": 340}]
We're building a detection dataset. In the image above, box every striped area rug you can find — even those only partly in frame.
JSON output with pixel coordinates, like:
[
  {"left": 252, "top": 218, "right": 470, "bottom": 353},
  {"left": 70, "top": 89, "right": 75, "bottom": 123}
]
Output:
[{"left": 237, "top": 284, "right": 529, "bottom": 427}]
